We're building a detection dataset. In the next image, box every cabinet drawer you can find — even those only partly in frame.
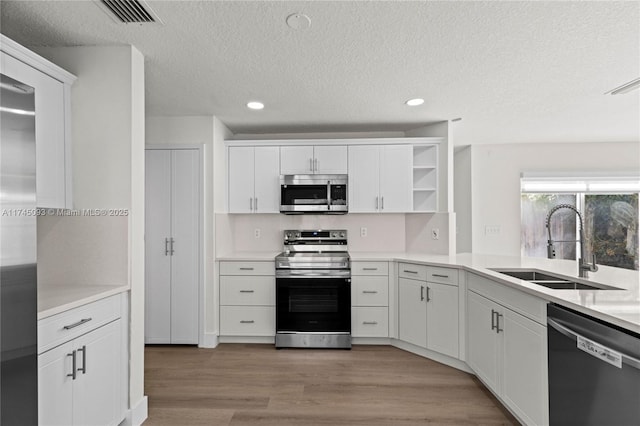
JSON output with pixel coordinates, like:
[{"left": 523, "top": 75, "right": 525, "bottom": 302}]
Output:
[
  {"left": 398, "top": 263, "right": 427, "bottom": 281},
  {"left": 351, "top": 276, "right": 388, "bottom": 306},
  {"left": 352, "top": 307, "right": 389, "bottom": 338},
  {"left": 427, "top": 266, "right": 459, "bottom": 286},
  {"left": 38, "top": 295, "right": 121, "bottom": 354},
  {"left": 468, "top": 273, "right": 546, "bottom": 325},
  {"left": 220, "top": 306, "right": 275, "bottom": 336},
  {"left": 351, "top": 261, "right": 389, "bottom": 276},
  {"left": 220, "top": 276, "right": 275, "bottom": 306},
  {"left": 219, "top": 261, "right": 275, "bottom": 276}
]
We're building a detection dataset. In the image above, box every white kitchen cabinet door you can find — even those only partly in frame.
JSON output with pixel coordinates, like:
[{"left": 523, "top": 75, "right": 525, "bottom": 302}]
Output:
[
  {"left": 348, "top": 145, "right": 380, "bottom": 212},
  {"left": 145, "top": 149, "right": 200, "bottom": 345},
  {"left": 144, "top": 150, "right": 172, "bottom": 343},
  {"left": 38, "top": 340, "right": 74, "bottom": 426},
  {"left": 170, "top": 150, "right": 200, "bottom": 344},
  {"left": 253, "top": 146, "right": 280, "bottom": 213},
  {"left": 398, "top": 277, "right": 427, "bottom": 348},
  {"left": 1, "top": 52, "right": 68, "bottom": 208},
  {"left": 467, "top": 291, "right": 501, "bottom": 392},
  {"left": 502, "top": 309, "right": 548, "bottom": 426},
  {"left": 228, "top": 146, "right": 255, "bottom": 213},
  {"left": 280, "top": 146, "right": 314, "bottom": 175},
  {"left": 73, "top": 320, "right": 121, "bottom": 426},
  {"left": 426, "top": 282, "right": 459, "bottom": 358},
  {"left": 313, "top": 145, "right": 347, "bottom": 174},
  {"left": 379, "top": 145, "right": 412, "bottom": 213}
]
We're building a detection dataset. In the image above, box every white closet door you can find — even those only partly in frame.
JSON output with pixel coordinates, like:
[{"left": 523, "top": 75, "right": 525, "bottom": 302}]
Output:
[
  {"left": 144, "top": 150, "right": 172, "bottom": 344},
  {"left": 170, "top": 149, "right": 200, "bottom": 344}
]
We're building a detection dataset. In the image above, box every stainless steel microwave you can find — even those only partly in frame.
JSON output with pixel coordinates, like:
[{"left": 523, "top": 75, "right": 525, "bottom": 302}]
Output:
[{"left": 280, "top": 174, "right": 348, "bottom": 214}]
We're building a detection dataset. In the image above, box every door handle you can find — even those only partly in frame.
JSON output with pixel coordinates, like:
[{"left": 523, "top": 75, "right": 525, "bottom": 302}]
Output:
[
  {"left": 240, "top": 320, "right": 255, "bottom": 324},
  {"left": 165, "top": 237, "right": 170, "bottom": 256},
  {"left": 432, "top": 274, "right": 449, "bottom": 279},
  {"left": 362, "top": 290, "right": 378, "bottom": 294},
  {"left": 239, "top": 290, "right": 255, "bottom": 293},
  {"left": 255, "top": 197, "right": 258, "bottom": 212},
  {"left": 314, "top": 158, "right": 318, "bottom": 172},
  {"left": 426, "top": 286, "right": 431, "bottom": 302},
  {"left": 63, "top": 318, "right": 92, "bottom": 330},
  {"left": 77, "top": 345, "right": 87, "bottom": 374},
  {"left": 375, "top": 196, "right": 379, "bottom": 211},
  {"left": 362, "top": 321, "right": 378, "bottom": 325},
  {"left": 67, "top": 350, "right": 77, "bottom": 380},
  {"left": 310, "top": 158, "right": 313, "bottom": 172},
  {"left": 381, "top": 196, "right": 384, "bottom": 210},
  {"left": 491, "top": 309, "right": 497, "bottom": 331},
  {"left": 496, "top": 312, "right": 503, "bottom": 333},
  {"left": 362, "top": 268, "right": 378, "bottom": 271},
  {"left": 170, "top": 237, "right": 175, "bottom": 255},
  {"left": 420, "top": 285, "right": 425, "bottom": 301},
  {"left": 249, "top": 197, "right": 253, "bottom": 211}
]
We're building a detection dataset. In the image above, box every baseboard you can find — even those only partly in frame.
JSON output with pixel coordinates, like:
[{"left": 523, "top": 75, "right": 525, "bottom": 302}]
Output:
[
  {"left": 219, "top": 336, "right": 275, "bottom": 344},
  {"left": 125, "top": 395, "right": 148, "bottom": 426},
  {"left": 199, "top": 332, "right": 219, "bottom": 348}
]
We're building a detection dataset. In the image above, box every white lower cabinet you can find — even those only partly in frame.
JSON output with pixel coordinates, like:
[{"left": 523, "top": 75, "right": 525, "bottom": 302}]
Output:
[
  {"left": 467, "top": 274, "right": 548, "bottom": 426},
  {"left": 38, "top": 295, "right": 125, "bottom": 426},
  {"left": 398, "top": 263, "right": 459, "bottom": 358},
  {"left": 219, "top": 262, "right": 275, "bottom": 338},
  {"left": 351, "top": 262, "right": 390, "bottom": 338}
]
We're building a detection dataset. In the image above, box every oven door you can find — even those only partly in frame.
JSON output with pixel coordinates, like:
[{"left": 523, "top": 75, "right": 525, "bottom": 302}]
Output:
[{"left": 276, "top": 276, "right": 351, "bottom": 333}]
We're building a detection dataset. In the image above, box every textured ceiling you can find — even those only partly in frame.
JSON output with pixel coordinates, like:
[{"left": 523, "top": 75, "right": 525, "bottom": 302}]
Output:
[{"left": 1, "top": 1, "right": 638, "bottom": 145}]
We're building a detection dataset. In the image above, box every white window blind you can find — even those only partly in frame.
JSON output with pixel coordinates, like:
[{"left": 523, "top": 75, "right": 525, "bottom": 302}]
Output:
[{"left": 520, "top": 174, "right": 640, "bottom": 193}]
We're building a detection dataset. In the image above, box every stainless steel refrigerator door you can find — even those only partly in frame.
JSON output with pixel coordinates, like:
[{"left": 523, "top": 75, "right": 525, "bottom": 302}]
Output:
[{"left": 0, "top": 73, "right": 38, "bottom": 425}]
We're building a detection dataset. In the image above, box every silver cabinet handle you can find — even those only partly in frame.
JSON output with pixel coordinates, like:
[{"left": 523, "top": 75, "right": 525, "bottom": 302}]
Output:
[
  {"left": 362, "top": 268, "right": 378, "bottom": 271},
  {"left": 239, "top": 267, "right": 254, "bottom": 271},
  {"left": 255, "top": 197, "right": 258, "bottom": 211},
  {"left": 375, "top": 196, "right": 379, "bottom": 210},
  {"left": 362, "top": 290, "right": 378, "bottom": 294},
  {"left": 426, "top": 286, "right": 431, "bottom": 302},
  {"left": 67, "top": 351, "right": 77, "bottom": 380},
  {"left": 249, "top": 197, "right": 253, "bottom": 211},
  {"left": 381, "top": 196, "right": 384, "bottom": 210},
  {"left": 420, "top": 285, "right": 425, "bottom": 301},
  {"left": 165, "top": 237, "right": 170, "bottom": 256},
  {"left": 363, "top": 321, "right": 378, "bottom": 325},
  {"left": 63, "top": 318, "right": 92, "bottom": 330},
  {"left": 240, "top": 320, "right": 255, "bottom": 324},
  {"left": 239, "top": 290, "right": 255, "bottom": 293},
  {"left": 491, "top": 309, "right": 499, "bottom": 332},
  {"left": 309, "top": 158, "right": 313, "bottom": 172},
  {"left": 404, "top": 270, "right": 418, "bottom": 274},
  {"left": 314, "top": 158, "right": 318, "bottom": 172},
  {"left": 170, "top": 237, "right": 175, "bottom": 255},
  {"left": 432, "top": 274, "right": 449, "bottom": 278},
  {"left": 77, "top": 345, "right": 86, "bottom": 374}
]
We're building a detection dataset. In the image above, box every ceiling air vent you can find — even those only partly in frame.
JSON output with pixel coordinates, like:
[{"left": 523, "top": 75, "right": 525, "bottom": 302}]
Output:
[{"left": 96, "top": 0, "right": 162, "bottom": 24}]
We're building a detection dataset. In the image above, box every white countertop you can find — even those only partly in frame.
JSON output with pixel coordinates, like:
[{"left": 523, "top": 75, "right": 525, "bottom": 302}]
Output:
[
  {"left": 217, "top": 251, "right": 640, "bottom": 334},
  {"left": 38, "top": 284, "right": 129, "bottom": 320}
]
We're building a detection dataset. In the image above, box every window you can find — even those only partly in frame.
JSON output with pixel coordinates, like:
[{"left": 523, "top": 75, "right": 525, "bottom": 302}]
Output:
[{"left": 521, "top": 176, "right": 639, "bottom": 271}]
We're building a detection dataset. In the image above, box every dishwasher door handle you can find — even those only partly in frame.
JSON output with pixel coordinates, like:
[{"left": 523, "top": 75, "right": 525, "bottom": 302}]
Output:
[{"left": 548, "top": 318, "right": 640, "bottom": 370}]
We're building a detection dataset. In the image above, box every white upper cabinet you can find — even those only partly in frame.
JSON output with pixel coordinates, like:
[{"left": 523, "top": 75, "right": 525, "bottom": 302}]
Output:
[
  {"left": 349, "top": 144, "right": 412, "bottom": 213},
  {"left": 1, "top": 35, "right": 75, "bottom": 209},
  {"left": 280, "top": 145, "right": 347, "bottom": 175},
  {"left": 228, "top": 146, "right": 280, "bottom": 213}
]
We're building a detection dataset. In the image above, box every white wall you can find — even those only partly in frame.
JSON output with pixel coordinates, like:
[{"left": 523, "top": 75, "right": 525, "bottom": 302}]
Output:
[
  {"left": 465, "top": 141, "right": 640, "bottom": 256},
  {"left": 454, "top": 146, "right": 472, "bottom": 253},
  {"left": 36, "top": 45, "right": 146, "bottom": 415}
]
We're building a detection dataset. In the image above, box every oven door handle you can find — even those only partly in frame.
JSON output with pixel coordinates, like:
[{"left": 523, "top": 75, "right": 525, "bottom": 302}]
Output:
[{"left": 548, "top": 318, "right": 640, "bottom": 370}]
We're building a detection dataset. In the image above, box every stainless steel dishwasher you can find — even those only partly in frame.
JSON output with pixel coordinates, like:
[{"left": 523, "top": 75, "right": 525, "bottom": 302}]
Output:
[{"left": 547, "top": 304, "right": 640, "bottom": 425}]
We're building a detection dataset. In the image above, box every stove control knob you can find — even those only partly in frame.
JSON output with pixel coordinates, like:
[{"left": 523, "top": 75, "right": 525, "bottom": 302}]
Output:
[
  {"left": 340, "top": 231, "right": 345, "bottom": 238},
  {"left": 331, "top": 232, "right": 338, "bottom": 238}
]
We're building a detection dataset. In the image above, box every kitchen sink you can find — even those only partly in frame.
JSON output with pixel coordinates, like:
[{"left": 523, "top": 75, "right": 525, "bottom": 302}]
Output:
[{"left": 490, "top": 269, "right": 620, "bottom": 291}]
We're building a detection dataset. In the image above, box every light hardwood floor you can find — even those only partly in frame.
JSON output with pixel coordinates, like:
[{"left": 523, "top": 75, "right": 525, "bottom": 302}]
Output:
[{"left": 144, "top": 344, "right": 519, "bottom": 425}]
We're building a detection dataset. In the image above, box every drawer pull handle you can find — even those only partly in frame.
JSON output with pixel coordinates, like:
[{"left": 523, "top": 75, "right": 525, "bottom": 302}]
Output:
[
  {"left": 239, "top": 290, "right": 255, "bottom": 293},
  {"left": 432, "top": 274, "right": 449, "bottom": 278},
  {"left": 67, "top": 351, "right": 77, "bottom": 380},
  {"left": 363, "top": 321, "right": 378, "bottom": 325},
  {"left": 362, "top": 290, "right": 378, "bottom": 294},
  {"left": 240, "top": 320, "right": 255, "bottom": 324},
  {"left": 239, "top": 267, "right": 254, "bottom": 271},
  {"left": 63, "top": 318, "right": 92, "bottom": 330},
  {"left": 362, "top": 268, "right": 378, "bottom": 271},
  {"left": 77, "top": 345, "right": 87, "bottom": 374},
  {"left": 403, "top": 270, "right": 418, "bottom": 274}
]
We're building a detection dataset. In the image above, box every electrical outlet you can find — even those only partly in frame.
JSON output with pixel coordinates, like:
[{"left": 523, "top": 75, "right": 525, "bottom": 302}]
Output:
[
  {"left": 360, "top": 227, "right": 368, "bottom": 237},
  {"left": 431, "top": 228, "right": 440, "bottom": 240},
  {"left": 254, "top": 228, "right": 261, "bottom": 239},
  {"left": 485, "top": 225, "right": 501, "bottom": 236}
]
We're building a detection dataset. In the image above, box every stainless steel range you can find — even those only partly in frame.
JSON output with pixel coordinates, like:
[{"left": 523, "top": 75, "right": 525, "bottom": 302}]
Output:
[{"left": 275, "top": 230, "right": 351, "bottom": 349}]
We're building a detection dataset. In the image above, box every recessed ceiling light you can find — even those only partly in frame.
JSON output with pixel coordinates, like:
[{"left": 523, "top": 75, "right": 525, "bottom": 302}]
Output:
[
  {"left": 247, "top": 101, "right": 264, "bottom": 110},
  {"left": 606, "top": 77, "right": 640, "bottom": 95},
  {"left": 405, "top": 98, "right": 424, "bottom": 106},
  {"left": 286, "top": 13, "right": 311, "bottom": 30}
]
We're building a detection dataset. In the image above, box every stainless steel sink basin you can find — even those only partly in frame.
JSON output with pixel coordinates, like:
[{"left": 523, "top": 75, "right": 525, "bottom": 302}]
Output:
[{"left": 490, "top": 268, "right": 620, "bottom": 291}]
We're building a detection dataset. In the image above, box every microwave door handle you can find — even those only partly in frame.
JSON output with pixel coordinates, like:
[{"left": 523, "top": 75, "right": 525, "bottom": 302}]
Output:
[{"left": 327, "top": 181, "right": 331, "bottom": 210}]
